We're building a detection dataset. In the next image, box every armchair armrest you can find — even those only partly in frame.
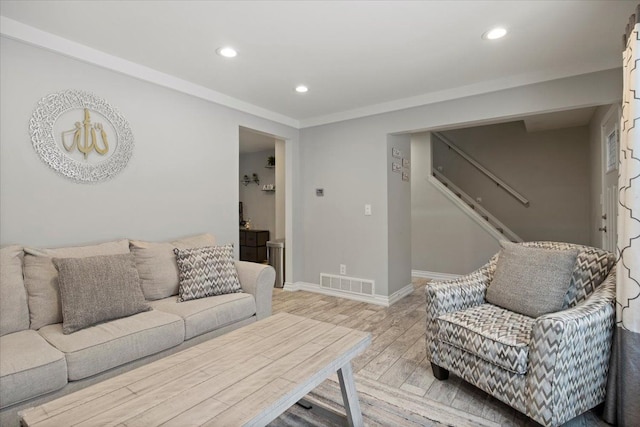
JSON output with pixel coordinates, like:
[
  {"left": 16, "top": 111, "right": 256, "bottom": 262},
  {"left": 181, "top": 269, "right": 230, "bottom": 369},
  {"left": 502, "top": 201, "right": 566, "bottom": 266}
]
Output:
[
  {"left": 425, "top": 256, "right": 497, "bottom": 317},
  {"left": 235, "top": 261, "right": 275, "bottom": 320},
  {"left": 526, "top": 270, "right": 616, "bottom": 427},
  {"left": 425, "top": 256, "right": 497, "bottom": 360}
]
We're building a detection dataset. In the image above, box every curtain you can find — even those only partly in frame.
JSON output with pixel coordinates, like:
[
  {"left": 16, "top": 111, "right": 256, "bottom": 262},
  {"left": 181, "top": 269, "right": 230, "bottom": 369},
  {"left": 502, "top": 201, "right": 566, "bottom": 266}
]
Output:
[{"left": 604, "top": 5, "right": 640, "bottom": 426}]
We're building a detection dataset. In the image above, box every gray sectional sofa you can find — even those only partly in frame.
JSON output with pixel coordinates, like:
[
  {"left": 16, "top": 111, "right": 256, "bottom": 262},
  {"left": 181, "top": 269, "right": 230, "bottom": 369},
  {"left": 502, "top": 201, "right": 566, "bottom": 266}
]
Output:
[{"left": 0, "top": 233, "right": 275, "bottom": 426}]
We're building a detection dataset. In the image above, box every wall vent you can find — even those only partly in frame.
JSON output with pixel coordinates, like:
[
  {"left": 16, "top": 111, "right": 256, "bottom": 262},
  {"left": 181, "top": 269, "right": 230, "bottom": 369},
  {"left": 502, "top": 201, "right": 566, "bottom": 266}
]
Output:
[{"left": 320, "top": 273, "right": 375, "bottom": 296}]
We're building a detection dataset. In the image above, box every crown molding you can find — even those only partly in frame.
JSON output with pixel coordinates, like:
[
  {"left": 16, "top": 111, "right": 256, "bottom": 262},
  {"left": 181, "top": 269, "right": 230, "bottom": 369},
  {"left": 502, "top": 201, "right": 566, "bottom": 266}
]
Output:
[
  {"left": 298, "top": 66, "right": 620, "bottom": 129},
  {"left": 0, "top": 16, "right": 300, "bottom": 129}
]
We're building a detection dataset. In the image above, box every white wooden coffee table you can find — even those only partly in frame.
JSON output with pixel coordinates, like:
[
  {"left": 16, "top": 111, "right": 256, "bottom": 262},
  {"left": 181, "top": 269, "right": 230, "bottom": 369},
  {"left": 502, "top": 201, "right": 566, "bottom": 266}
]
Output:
[{"left": 19, "top": 313, "right": 371, "bottom": 427}]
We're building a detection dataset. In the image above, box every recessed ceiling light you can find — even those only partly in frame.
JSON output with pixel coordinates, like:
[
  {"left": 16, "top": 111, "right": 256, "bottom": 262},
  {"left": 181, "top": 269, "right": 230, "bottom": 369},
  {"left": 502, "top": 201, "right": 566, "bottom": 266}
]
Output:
[
  {"left": 483, "top": 27, "right": 507, "bottom": 40},
  {"left": 295, "top": 85, "right": 309, "bottom": 93},
  {"left": 216, "top": 47, "right": 237, "bottom": 58}
]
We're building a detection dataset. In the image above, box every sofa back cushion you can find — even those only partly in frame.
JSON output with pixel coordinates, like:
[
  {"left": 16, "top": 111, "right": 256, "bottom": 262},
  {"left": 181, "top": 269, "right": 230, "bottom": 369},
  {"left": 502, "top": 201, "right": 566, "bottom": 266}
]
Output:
[
  {"left": 0, "top": 245, "right": 30, "bottom": 336},
  {"left": 129, "top": 233, "right": 216, "bottom": 301},
  {"left": 23, "top": 239, "right": 130, "bottom": 330}
]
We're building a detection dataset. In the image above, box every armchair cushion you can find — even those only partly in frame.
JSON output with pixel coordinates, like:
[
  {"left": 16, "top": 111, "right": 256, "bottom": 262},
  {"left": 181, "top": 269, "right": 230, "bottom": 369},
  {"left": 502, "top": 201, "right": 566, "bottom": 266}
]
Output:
[
  {"left": 437, "top": 303, "right": 534, "bottom": 374},
  {"left": 486, "top": 241, "right": 578, "bottom": 318}
]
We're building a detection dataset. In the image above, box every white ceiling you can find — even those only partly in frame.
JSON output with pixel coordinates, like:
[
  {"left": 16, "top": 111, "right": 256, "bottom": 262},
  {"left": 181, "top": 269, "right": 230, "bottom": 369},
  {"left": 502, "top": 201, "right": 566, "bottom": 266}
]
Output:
[
  {"left": 0, "top": 1, "right": 635, "bottom": 127},
  {"left": 523, "top": 107, "right": 597, "bottom": 132}
]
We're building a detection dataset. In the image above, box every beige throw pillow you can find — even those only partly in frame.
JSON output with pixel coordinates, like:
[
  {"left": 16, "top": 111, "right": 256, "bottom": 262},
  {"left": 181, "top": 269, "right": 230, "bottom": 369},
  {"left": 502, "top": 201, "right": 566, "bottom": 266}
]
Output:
[
  {"left": 53, "top": 253, "right": 151, "bottom": 334},
  {"left": 129, "top": 233, "right": 216, "bottom": 300},
  {"left": 23, "top": 239, "right": 130, "bottom": 330},
  {"left": 486, "top": 241, "right": 578, "bottom": 318}
]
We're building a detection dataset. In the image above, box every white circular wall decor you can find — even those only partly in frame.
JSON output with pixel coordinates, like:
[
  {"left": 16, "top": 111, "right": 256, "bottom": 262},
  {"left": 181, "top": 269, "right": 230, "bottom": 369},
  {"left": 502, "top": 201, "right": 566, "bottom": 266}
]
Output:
[{"left": 29, "top": 89, "right": 134, "bottom": 183}]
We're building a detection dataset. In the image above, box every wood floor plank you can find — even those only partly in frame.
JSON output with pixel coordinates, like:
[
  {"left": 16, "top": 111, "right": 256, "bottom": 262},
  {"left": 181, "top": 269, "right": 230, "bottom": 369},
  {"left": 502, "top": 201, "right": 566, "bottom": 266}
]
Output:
[{"left": 377, "top": 357, "right": 419, "bottom": 388}]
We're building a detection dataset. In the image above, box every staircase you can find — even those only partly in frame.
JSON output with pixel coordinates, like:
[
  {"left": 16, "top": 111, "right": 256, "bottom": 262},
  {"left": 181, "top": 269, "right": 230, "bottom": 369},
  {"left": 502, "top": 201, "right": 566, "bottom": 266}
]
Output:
[{"left": 431, "top": 132, "right": 524, "bottom": 243}]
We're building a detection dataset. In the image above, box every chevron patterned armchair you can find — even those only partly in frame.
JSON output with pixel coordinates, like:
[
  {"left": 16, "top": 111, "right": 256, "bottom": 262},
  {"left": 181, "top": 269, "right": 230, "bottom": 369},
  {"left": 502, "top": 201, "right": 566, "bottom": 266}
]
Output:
[{"left": 425, "top": 242, "right": 616, "bottom": 427}]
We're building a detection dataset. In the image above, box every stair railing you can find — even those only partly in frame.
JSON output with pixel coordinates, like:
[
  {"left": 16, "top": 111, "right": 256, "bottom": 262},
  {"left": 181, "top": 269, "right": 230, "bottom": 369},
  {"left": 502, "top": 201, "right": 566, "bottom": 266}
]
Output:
[
  {"left": 432, "top": 132, "right": 530, "bottom": 207},
  {"left": 432, "top": 170, "right": 523, "bottom": 242}
]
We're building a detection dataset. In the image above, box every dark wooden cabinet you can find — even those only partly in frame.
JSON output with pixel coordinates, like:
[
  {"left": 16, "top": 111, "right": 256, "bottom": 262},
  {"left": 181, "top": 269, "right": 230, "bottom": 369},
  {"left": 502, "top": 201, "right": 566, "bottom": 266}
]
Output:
[{"left": 239, "top": 229, "right": 269, "bottom": 263}]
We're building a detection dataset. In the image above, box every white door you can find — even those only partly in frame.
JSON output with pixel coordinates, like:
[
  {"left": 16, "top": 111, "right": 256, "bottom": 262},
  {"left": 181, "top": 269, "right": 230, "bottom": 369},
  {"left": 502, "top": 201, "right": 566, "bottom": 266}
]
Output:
[{"left": 600, "top": 105, "right": 621, "bottom": 252}]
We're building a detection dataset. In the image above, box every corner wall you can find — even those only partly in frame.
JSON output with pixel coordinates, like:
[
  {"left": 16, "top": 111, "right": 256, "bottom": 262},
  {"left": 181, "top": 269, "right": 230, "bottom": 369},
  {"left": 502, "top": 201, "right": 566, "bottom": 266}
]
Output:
[
  {"left": 433, "top": 122, "right": 591, "bottom": 244},
  {"left": 387, "top": 134, "right": 412, "bottom": 293},
  {"left": 300, "top": 68, "right": 622, "bottom": 293},
  {"left": 411, "top": 133, "right": 500, "bottom": 274}
]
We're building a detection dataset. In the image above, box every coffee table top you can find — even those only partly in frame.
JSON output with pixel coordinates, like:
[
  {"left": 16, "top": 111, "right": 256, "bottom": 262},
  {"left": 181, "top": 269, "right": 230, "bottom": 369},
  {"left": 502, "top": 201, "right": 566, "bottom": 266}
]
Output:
[{"left": 20, "top": 312, "right": 371, "bottom": 427}]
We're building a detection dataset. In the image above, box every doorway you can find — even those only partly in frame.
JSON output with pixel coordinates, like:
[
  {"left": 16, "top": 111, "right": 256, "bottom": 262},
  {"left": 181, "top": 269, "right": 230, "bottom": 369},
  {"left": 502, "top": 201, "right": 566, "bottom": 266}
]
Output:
[
  {"left": 238, "top": 126, "right": 286, "bottom": 284},
  {"left": 600, "top": 105, "right": 621, "bottom": 252}
]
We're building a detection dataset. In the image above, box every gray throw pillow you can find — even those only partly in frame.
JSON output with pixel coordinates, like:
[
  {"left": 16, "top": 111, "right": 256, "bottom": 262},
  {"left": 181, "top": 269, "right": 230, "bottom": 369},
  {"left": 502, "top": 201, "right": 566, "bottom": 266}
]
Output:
[
  {"left": 485, "top": 241, "right": 578, "bottom": 318},
  {"left": 53, "top": 253, "right": 151, "bottom": 334},
  {"left": 174, "top": 245, "right": 242, "bottom": 302}
]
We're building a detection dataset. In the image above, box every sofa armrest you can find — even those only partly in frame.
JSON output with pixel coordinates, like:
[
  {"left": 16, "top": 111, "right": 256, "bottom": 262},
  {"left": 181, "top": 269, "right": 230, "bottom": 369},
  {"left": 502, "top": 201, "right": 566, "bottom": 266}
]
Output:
[
  {"left": 526, "top": 270, "right": 616, "bottom": 427},
  {"left": 235, "top": 261, "right": 275, "bottom": 320},
  {"left": 425, "top": 256, "right": 497, "bottom": 360}
]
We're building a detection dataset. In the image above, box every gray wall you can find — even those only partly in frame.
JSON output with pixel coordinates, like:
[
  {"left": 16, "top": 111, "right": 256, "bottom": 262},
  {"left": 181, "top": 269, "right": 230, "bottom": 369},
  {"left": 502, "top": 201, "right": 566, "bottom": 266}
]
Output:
[
  {"left": 275, "top": 139, "right": 286, "bottom": 240},
  {"left": 0, "top": 38, "right": 300, "bottom": 275},
  {"left": 433, "top": 122, "right": 591, "bottom": 244},
  {"left": 239, "top": 149, "right": 276, "bottom": 237},
  {"left": 387, "top": 134, "right": 412, "bottom": 293},
  {"left": 300, "top": 69, "right": 621, "bottom": 294},
  {"left": 411, "top": 133, "right": 500, "bottom": 274}
]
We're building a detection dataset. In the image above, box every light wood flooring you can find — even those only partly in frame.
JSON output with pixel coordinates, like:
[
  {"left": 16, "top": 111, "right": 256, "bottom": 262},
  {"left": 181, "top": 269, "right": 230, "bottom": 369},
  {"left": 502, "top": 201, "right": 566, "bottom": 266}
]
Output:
[{"left": 272, "top": 279, "right": 610, "bottom": 427}]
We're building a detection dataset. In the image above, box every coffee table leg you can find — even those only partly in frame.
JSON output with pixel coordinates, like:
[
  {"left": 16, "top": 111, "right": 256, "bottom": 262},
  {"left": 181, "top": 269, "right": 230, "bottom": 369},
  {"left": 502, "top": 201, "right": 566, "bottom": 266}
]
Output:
[{"left": 337, "top": 362, "right": 363, "bottom": 427}]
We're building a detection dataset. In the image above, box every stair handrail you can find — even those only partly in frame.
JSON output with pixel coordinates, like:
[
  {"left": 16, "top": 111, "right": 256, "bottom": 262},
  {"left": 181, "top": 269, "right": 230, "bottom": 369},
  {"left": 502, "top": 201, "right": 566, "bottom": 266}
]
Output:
[
  {"left": 432, "top": 170, "right": 523, "bottom": 242},
  {"left": 432, "top": 132, "right": 530, "bottom": 207}
]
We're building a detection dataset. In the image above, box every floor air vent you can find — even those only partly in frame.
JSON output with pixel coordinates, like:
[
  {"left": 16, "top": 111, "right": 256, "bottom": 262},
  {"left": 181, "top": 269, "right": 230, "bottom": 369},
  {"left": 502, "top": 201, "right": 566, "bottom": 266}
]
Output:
[{"left": 320, "top": 273, "right": 375, "bottom": 296}]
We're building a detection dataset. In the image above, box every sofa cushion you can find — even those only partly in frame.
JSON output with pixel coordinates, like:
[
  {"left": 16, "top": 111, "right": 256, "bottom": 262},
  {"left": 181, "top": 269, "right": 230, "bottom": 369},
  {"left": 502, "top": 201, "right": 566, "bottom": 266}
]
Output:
[
  {"left": 53, "top": 254, "right": 151, "bottom": 334},
  {"left": 437, "top": 304, "right": 535, "bottom": 375},
  {"left": 130, "top": 233, "right": 216, "bottom": 301},
  {"left": 0, "top": 330, "right": 67, "bottom": 408},
  {"left": 38, "top": 310, "right": 184, "bottom": 381},
  {"left": 174, "top": 244, "right": 242, "bottom": 302},
  {"left": 486, "top": 241, "right": 578, "bottom": 318},
  {"left": 0, "top": 245, "right": 30, "bottom": 336},
  {"left": 150, "top": 292, "right": 255, "bottom": 340},
  {"left": 23, "top": 239, "right": 130, "bottom": 330}
]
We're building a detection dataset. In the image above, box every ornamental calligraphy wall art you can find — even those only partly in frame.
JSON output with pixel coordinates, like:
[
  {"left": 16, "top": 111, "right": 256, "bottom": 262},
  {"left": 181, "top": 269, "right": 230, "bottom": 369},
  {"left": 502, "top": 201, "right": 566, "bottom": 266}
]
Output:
[{"left": 29, "top": 89, "right": 134, "bottom": 183}]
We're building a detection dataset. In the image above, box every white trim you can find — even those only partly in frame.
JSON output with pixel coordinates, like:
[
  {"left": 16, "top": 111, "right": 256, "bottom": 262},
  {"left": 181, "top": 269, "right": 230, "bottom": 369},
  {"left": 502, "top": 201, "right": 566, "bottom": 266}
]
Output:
[
  {"left": 431, "top": 171, "right": 522, "bottom": 242},
  {"left": 283, "top": 281, "right": 300, "bottom": 291},
  {"left": 0, "top": 17, "right": 299, "bottom": 129},
  {"left": 412, "top": 270, "right": 462, "bottom": 282},
  {"left": 428, "top": 175, "right": 510, "bottom": 243},
  {"left": 387, "top": 283, "right": 415, "bottom": 305},
  {"left": 298, "top": 66, "right": 619, "bottom": 128},
  {"left": 283, "top": 282, "right": 413, "bottom": 307}
]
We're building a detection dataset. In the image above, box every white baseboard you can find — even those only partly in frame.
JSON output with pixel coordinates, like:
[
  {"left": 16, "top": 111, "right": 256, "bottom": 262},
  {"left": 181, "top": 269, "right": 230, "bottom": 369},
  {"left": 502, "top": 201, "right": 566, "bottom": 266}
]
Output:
[
  {"left": 412, "top": 270, "right": 461, "bottom": 281},
  {"left": 283, "top": 281, "right": 414, "bottom": 307}
]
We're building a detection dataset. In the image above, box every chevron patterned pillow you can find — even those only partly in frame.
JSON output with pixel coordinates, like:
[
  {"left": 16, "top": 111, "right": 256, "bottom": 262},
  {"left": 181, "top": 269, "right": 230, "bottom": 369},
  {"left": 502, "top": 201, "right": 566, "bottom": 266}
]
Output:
[{"left": 173, "top": 245, "right": 242, "bottom": 302}]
